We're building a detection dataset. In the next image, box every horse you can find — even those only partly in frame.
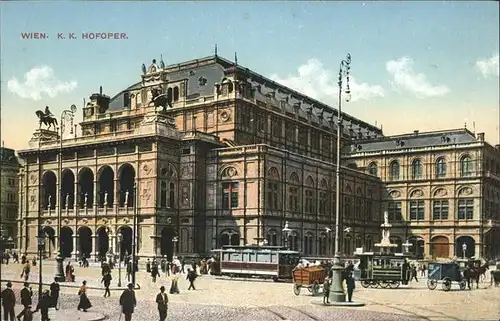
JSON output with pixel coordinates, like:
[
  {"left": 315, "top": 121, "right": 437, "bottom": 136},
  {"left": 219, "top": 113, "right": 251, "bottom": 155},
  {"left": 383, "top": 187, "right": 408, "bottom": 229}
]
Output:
[
  {"left": 35, "top": 110, "right": 58, "bottom": 130},
  {"left": 149, "top": 88, "right": 173, "bottom": 112},
  {"left": 463, "top": 265, "right": 484, "bottom": 289},
  {"left": 477, "top": 263, "right": 489, "bottom": 282}
]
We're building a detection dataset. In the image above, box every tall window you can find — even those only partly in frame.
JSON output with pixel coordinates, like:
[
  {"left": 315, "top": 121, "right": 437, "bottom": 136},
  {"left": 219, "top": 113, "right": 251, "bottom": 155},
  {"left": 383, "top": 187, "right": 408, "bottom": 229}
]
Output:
[
  {"left": 169, "top": 182, "right": 175, "bottom": 209},
  {"left": 305, "top": 190, "right": 314, "bottom": 213},
  {"left": 409, "top": 200, "right": 425, "bottom": 220},
  {"left": 435, "top": 157, "right": 446, "bottom": 178},
  {"left": 289, "top": 186, "right": 298, "bottom": 211},
  {"left": 389, "top": 161, "right": 400, "bottom": 180},
  {"left": 412, "top": 159, "right": 423, "bottom": 180},
  {"left": 319, "top": 191, "right": 328, "bottom": 214},
  {"left": 457, "top": 199, "right": 474, "bottom": 220},
  {"left": 432, "top": 200, "right": 449, "bottom": 220},
  {"left": 222, "top": 182, "right": 239, "bottom": 209},
  {"left": 267, "top": 181, "right": 279, "bottom": 210},
  {"left": 368, "top": 163, "right": 378, "bottom": 176},
  {"left": 318, "top": 234, "right": 327, "bottom": 255},
  {"left": 344, "top": 196, "right": 352, "bottom": 217},
  {"left": 388, "top": 201, "right": 402, "bottom": 221},
  {"left": 461, "top": 156, "right": 473, "bottom": 177},
  {"left": 160, "top": 181, "right": 167, "bottom": 207},
  {"left": 304, "top": 233, "right": 313, "bottom": 255}
]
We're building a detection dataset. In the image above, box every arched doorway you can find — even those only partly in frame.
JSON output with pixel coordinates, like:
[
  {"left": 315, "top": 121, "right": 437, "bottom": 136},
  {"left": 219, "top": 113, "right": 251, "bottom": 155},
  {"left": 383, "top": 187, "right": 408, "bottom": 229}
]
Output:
[
  {"left": 78, "top": 226, "right": 92, "bottom": 259},
  {"left": 61, "top": 169, "right": 75, "bottom": 209},
  {"left": 60, "top": 227, "right": 74, "bottom": 258},
  {"left": 98, "top": 166, "right": 114, "bottom": 208},
  {"left": 118, "top": 164, "right": 135, "bottom": 207},
  {"left": 118, "top": 226, "right": 132, "bottom": 259},
  {"left": 42, "top": 226, "right": 56, "bottom": 257},
  {"left": 96, "top": 227, "right": 109, "bottom": 260},
  {"left": 456, "top": 236, "right": 475, "bottom": 259},
  {"left": 160, "top": 227, "right": 175, "bottom": 260},
  {"left": 220, "top": 230, "right": 240, "bottom": 247},
  {"left": 78, "top": 168, "right": 94, "bottom": 208},
  {"left": 41, "top": 171, "right": 57, "bottom": 210},
  {"left": 409, "top": 236, "right": 425, "bottom": 259},
  {"left": 431, "top": 235, "right": 449, "bottom": 258}
]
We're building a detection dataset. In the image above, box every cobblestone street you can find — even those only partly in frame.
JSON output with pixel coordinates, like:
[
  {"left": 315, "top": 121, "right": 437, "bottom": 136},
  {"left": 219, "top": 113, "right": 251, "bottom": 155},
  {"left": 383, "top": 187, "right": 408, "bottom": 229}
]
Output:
[{"left": 2, "top": 262, "right": 499, "bottom": 320}]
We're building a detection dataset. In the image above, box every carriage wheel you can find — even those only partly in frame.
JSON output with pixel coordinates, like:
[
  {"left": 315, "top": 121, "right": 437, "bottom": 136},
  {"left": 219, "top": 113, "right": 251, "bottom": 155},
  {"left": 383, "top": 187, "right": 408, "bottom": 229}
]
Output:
[
  {"left": 293, "top": 284, "right": 301, "bottom": 296},
  {"left": 273, "top": 276, "right": 278, "bottom": 282},
  {"left": 459, "top": 280, "right": 467, "bottom": 290},
  {"left": 442, "top": 278, "right": 452, "bottom": 291},
  {"left": 427, "top": 279, "right": 437, "bottom": 290},
  {"left": 370, "top": 281, "right": 379, "bottom": 288},
  {"left": 379, "top": 281, "right": 390, "bottom": 288},
  {"left": 389, "top": 281, "right": 400, "bottom": 289},
  {"left": 311, "top": 281, "right": 320, "bottom": 296},
  {"left": 361, "top": 280, "right": 371, "bottom": 288}
]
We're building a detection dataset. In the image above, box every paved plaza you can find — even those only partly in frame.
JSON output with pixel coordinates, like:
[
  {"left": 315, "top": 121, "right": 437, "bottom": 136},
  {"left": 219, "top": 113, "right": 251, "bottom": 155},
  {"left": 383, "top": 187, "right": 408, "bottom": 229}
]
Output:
[{"left": 1, "top": 261, "right": 499, "bottom": 320}]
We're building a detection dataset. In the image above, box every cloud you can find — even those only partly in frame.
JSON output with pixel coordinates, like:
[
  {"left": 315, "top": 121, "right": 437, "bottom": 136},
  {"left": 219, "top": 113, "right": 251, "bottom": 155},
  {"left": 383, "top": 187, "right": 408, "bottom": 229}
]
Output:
[
  {"left": 7, "top": 66, "right": 77, "bottom": 100},
  {"left": 270, "top": 58, "right": 384, "bottom": 104},
  {"left": 386, "top": 57, "right": 450, "bottom": 98},
  {"left": 476, "top": 54, "right": 499, "bottom": 78}
]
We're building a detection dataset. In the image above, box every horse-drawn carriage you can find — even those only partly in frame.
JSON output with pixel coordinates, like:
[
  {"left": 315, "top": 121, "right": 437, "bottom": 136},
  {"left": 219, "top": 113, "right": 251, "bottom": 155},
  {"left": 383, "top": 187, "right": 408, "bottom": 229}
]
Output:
[
  {"left": 355, "top": 252, "right": 412, "bottom": 289},
  {"left": 292, "top": 265, "right": 327, "bottom": 296},
  {"left": 427, "top": 262, "right": 467, "bottom": 291}
]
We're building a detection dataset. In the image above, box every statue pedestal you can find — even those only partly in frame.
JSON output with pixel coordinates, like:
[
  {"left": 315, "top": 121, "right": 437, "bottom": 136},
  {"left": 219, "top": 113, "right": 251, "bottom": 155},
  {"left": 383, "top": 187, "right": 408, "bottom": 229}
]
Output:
[
  {"left": 54, "top": 254, "right": 65, "bottom": 282},
  {"left": 137, "top": 111, "right": 180, "bottom": 138},
  {"left": 28, "top": 129, "right": 59, "bottom": 148}
]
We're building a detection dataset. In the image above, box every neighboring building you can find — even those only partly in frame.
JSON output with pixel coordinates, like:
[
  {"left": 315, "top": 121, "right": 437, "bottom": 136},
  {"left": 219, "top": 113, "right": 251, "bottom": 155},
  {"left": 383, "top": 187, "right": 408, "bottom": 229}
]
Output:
[
  {"left": 1, "top": 146, "right": 21, "bottom": 249},
  {"left": 16, "top": 54, "right": 384, "bottom": 260},
  {"left": 345, "top": 129, "right": 500, "bottom": 260}
]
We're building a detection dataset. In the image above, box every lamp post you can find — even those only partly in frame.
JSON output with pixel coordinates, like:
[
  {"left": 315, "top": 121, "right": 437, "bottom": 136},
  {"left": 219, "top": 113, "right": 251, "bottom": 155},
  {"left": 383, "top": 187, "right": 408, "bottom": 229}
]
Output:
[
  {"left": 56, "top": 105, "right": 76, "bottom": 281},
  {"left": 330, "top": 53, "right": 351, "bottom": 304},
  {"left": 37, "top": 233, "right": 46, "bottom": 299},
  {"left": 462, "top": 243, "right": 467, "bottom": 259},
  {"left": 117, "top": 232, "right": 123, "bottom": 287},
  {"left": 172, "top": 236, "right": 179, "bottom": 257},
  {"left": 282, "top": 221, "right": 291, "bottom": 250},
  {"left": 131, "top": 182, "right": 138, "bottom": 286},
  {"left": 402, "top": 240, "right": 412, "bottom": 254}
]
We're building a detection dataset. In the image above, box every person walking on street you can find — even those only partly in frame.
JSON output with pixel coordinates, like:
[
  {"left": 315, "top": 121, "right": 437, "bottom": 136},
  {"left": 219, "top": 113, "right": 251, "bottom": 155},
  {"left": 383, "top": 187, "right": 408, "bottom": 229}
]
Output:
[
  {"left": 187, "top": 267, "right": 197, "bottom": 290},
  {"left": 146, "top": 259, "right": 151, "bottom": 273},
  {"left": 102, "top": 272, "right": 112, "bottom": 297},
  {"left": 33, "top": 290, "right": 51, "bottom": 321},
  {"left": 322, "top": 277, "right": 330, "bottom": 304},
  {"left": 410, "top": 265, "right": 419, "bottom": 282},
  {"left": 346, "top": 272, "right": 356, "bottom": 302},
  {"left": 151, "top": 262, "right": 160, "bottom": 283},
  {"left": 155, "top": 286, "right": 168, "bottom": 321},
  {"left": 1, "top": 281, "right": 16, "bottom": 321},
  {"left": 16, "top": 282, "right": 33, "bottom": 321},
  {"left": 126, "top": 261, "right": 132, "bottom": 282},
  {"left": 421, "top": 264, "right": 426, "bottom": 277},
  {"left": 20, "top": 262, "right": 30, "bottom": 282},
  {"left": 50, "top": 278, "right": 60, "bottom": 310},
  {"left": 77, "top": 280, "right": 92, "bottom": 312},
  {"left": 119, "top": 283, "right": 137, "bottom": 321}
]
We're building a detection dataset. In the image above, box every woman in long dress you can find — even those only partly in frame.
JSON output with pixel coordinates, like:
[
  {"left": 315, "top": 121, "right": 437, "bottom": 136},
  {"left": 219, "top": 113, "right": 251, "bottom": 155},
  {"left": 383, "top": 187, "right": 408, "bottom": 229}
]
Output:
[{"left": 77, "top": 280, "right": 92, "bottom": 312}]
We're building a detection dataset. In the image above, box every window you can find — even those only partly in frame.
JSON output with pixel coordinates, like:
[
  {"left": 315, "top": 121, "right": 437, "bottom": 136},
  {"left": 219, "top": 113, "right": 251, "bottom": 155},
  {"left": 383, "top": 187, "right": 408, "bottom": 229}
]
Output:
[
  {"left": 436, "top": 157, "right": 446, "bottom": 178},
  {"left": 110, "top": 120, "right": 118, "bottom": 132},
  {"left": 318, "top": 234, "right": 327, "bottom": 255},
  {"left": 409, "top": 200, "right": 425, "bottom": 220},
  {"left": 388, "top": 201, "right": 402, "bottom": 221},
  {"left": 389, "top": 161, "right": 400, "bottom": 180},
  {"left": 289, "top": 186, "right": 298, "bottom": 211},
  {"left": 168, "top": 182, "right": 175, "bottom": 209},
  {"left": 267, "top": 181, "right": 279, "bottom": 210},
  {"left": 412, "top": 159, "right": 423, "bottom": 180},
  {"left": 304, "top": 233, "right": 313, "bottom": 255},
  {"left": 368, "top": 163, "right": 378, "bottom": 176},
  {"left": 160, "top": 181, "right": 167, "bottom": 207},
  {"left": 305, "top": 189, "right": 315, "bottom": 213},
  {"left": 344, "top": 196, "right": 352, "bottom": 217},
  {"left": 457, "top": 199, "right": 474, "bottom": 220},
  {"left": 432, "top": 200, "right": 449, "bottom": 220},
  {"left": 461, "top": 156, "right": 473, "bottom": 177},
  {"left": 271, "top": 116, "right": 282, "bottom": 138},
  {"left": 222, "top": 182, "right": 239, "bottom": 209},
  {"left": 311, "top": 130, "right": 320, "bottom": 150},
  {"left": 298, "top": 127, "right": 308, "bottom": 145},
  {"left": 319, "top": 191, "right": 328, "bottom": 214}
]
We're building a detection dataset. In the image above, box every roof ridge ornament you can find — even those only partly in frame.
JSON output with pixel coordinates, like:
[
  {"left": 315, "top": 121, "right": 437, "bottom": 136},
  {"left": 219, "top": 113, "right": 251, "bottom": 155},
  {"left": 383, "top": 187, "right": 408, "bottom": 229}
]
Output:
[{"left": 160, "top": 55, "right": 165, "bottom": 69}]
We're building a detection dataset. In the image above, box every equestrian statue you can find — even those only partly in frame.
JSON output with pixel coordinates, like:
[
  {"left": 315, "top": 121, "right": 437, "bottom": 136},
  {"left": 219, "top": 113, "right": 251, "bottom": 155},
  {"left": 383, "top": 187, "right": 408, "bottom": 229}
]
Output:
[
  {"left": 36, "top": 106, "right": 58, "bottom": 130},
  {"left": 150, "top": 88, "right": 173, "bottom": 112}
]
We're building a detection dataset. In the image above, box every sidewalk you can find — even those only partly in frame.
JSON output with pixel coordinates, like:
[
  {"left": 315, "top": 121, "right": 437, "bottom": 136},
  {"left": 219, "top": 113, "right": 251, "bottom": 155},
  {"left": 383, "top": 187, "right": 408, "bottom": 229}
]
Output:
[{"left": 13, "top": 305, "right": 106, "bottom": 321}]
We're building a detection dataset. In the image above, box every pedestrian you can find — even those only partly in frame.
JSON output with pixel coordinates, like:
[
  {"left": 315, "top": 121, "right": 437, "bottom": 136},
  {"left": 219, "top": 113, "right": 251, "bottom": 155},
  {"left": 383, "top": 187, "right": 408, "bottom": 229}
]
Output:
[
  {"left": 155, "top": 286, "right": 168, "bottom": 321},
  {"left": 346, "top": 272, "right": 356, "bottom": 302},
  {"left": 16, "top": 282, "right": 33, "bottom": 320},
  {"left": 1, "top": 281, "right": 16, "bottom": 321},
  {"left": 170, "top": 265, "right": 180, "bottom": 294},
  {"left": 181, "top": 257, "right": 186, "bottom": 274},
  {"left": 187, "top": 267, "right": 198, "bottom": 290},
  {"left": 322, "top": 277, "right": 330, "bottom": 304},
  {"left": 165, "top": 260, "right": 170, "bottom": 277},
  {"left": 151, "top": 261, "right": 160, "bottom": 283},
  {"left": 33, "top": 289, "right": 51, "bottom": 321},
  {"left": 77, "top": 280, "right": 92, "bottom": 312},
  {"left": 13, "top": 252, "right": 19, "bottom": 264},
  {"left": 20, "top": 261, "right": 30, "bottom": 282},
  {"left": 50, "top": 277, "right": 60, "bottom": 310},
  {"left": 66, "top": 261, "right": 75, "bottom": 282},
  {"left": 146, "top": 258, "right": 151, "bottom": 273},
  {"left": 126, "top": 261, "right": 132, "bottom": 282},
  {"left": 119, "top": 283, "right": 137, "bottom": 321},
  {"left": 410, "top": 265, "right": 419, "bottom": 282},
  {"left": 102, "top": 272, "right": 112, "bottom": 297},
  {"left": 17, "top": 305, "right": 33, "bottom": 321},
  {"left": 421, "top": 264, "right": 426, "bottom": 277}
]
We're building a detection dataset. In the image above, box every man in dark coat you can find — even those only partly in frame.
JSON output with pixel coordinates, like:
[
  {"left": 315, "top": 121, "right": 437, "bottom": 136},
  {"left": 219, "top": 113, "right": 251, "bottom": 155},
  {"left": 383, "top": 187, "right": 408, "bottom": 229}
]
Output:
[
  {"left": 151, "top": 262, "right": 160, "bottom": 283},
  {"left": 33, "top": 290, "right": 51, "bottom": 321},
  {"left": 155, "top": 286, "right": 168, "bottom": 321},
  {"left": 346, "top": 272, "right": 356, "bottom": 302},
  {"left": 49, "top": 277, "right": 60, "bottom": 310},
  {"left": 101, "top": 272, "right": 112, "bottom": 297},
  {"left": 187, "top": 268, "right": 197, "bottom": 290},
  {"left": 1, "top": 281, "right": 16, "bottom": 321},
  {"left": 16, "top": 282, "right": 33, "bottom": 320},
  {"left": 119, "top": 283, "right": 137, "bottom": 321}
]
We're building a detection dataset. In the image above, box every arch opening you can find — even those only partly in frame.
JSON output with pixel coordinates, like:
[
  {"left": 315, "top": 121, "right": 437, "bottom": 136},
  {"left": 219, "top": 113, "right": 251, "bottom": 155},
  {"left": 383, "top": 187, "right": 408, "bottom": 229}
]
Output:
[
  {"left": 41, "top": 226, "right": 56, "bottom": 257},
  {"left": 59, "top": 227, "right": 74, "bottom": 258},
  {"left": 61, "top": 170, "right": 75, "bottom": 209},
  {"left": 118, "top": 164, "right": 135, "bottom": 207},
  {"left": 78, "top": 226, "right": 92, "bottom": 259},
  {"left": 96, "top": 227, "right": 109, "bottom": 261},
  {"left": 118, "top": 226, "right": 132, "bottom": 260},
  {"left": 78, "top": 168, "right": 94, "bottom": 208},
  {"left": 160, "top": 227, "right": 175, "bottom": 260},
  {"left": 42, "top": 171, "right": 57, "bottom": 210},
  {"left": 431, "top": 235, "right": 449, "bottom": 258},
  {"left": 455, "top": 236, "right": 475, "bottom": 259},
  {"left": 98, "top": 166, "right": 114, "bottom": 208}
]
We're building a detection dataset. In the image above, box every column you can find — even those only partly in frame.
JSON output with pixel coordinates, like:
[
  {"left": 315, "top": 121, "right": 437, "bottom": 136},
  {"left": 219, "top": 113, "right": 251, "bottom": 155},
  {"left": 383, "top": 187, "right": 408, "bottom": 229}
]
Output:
[
  {"left": 74, "top": 181, "right": 78, "bottom": 216},
  {"left": 114, "top": 178, "right": 119, "bottom": 209},
  {"left": 72, "top": 234, "right": 77, "bottom": 257},
  {"left": 93, "top": 179, "right": 98, "bottom": 214}
]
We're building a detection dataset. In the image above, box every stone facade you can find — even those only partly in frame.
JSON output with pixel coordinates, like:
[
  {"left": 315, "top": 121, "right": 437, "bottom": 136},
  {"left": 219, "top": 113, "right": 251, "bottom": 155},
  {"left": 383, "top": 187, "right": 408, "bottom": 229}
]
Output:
[
  {"left": 16, "top": 55, "right": 384, "bottom": 260},
  {"left": 345, "top": 129, "right": 500, "bottom": 260},
  {"left": 1, "top": 147, "right": 20, "bottom": 248}
]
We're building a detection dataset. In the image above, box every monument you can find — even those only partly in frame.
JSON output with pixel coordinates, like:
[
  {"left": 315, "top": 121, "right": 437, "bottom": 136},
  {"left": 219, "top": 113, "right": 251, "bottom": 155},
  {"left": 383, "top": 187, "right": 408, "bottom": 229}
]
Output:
[{"left": 374, "top": 211, "right": 398, "bottom": 253}]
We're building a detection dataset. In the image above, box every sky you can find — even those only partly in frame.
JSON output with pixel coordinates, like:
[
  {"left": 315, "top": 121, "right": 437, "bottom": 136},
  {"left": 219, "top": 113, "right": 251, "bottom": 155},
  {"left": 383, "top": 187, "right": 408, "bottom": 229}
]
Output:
[{"left": 0, "top": 1, "right": 499, "bottom": 152}]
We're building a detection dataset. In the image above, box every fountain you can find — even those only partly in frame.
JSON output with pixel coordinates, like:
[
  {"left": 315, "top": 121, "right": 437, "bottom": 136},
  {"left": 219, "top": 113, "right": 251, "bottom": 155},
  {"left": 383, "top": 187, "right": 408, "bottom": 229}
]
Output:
[{"left": 374, "top": 211, "right": 398, "bottom": 254}]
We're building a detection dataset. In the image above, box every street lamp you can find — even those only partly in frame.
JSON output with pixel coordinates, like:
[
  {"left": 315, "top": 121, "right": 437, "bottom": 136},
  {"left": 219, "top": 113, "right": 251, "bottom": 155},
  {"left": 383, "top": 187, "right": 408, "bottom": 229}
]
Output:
[
  {"left": 117, "top": 232, "right": 123, "bottom": 287},
  {"left": 131, "top": 182, "right": 138, "bottom": 286},
  {"left": 402, "top": 240, "right": 412, "bottom": 254},
  {"left": 462, "top": 243, "right": 467, "bottom": 259},
  {"left": 37, "top": 233, "right": 46, "bottom": 299},
  {"left": 282, "top": 221, "right": 291, "bottom": 250},
  {"left": 172, "top": 236, "right": 179, "bottom": 257},
  {"left": 330, "top": 53, "right": 351, "bottom": 304}
]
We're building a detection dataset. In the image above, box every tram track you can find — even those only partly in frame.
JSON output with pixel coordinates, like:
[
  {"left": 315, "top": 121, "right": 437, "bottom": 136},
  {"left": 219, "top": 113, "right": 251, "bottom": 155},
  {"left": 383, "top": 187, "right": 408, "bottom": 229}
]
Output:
[{"left": 262, "top": 306, "right": 323, "bottom": 321}]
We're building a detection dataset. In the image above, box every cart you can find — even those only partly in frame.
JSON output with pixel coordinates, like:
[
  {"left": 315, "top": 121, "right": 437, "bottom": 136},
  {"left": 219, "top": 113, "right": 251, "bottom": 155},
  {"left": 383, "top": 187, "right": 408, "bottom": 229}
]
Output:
[
  {"left": 292, "top": 266, "right": 327, "bottom": 296},
  {"left": 427, "top": 262, "right": 467, "bottom": 291}
]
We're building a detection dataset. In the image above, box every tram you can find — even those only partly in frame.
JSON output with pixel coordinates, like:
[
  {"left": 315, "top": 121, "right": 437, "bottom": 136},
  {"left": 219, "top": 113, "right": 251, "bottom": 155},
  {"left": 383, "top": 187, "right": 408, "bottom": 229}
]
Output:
[
  {"left": 355, "top": 252, "right": 413, "bottom": 288},
  {"left": 212, "top": 245, "right": 301, "bottom": 281}
]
